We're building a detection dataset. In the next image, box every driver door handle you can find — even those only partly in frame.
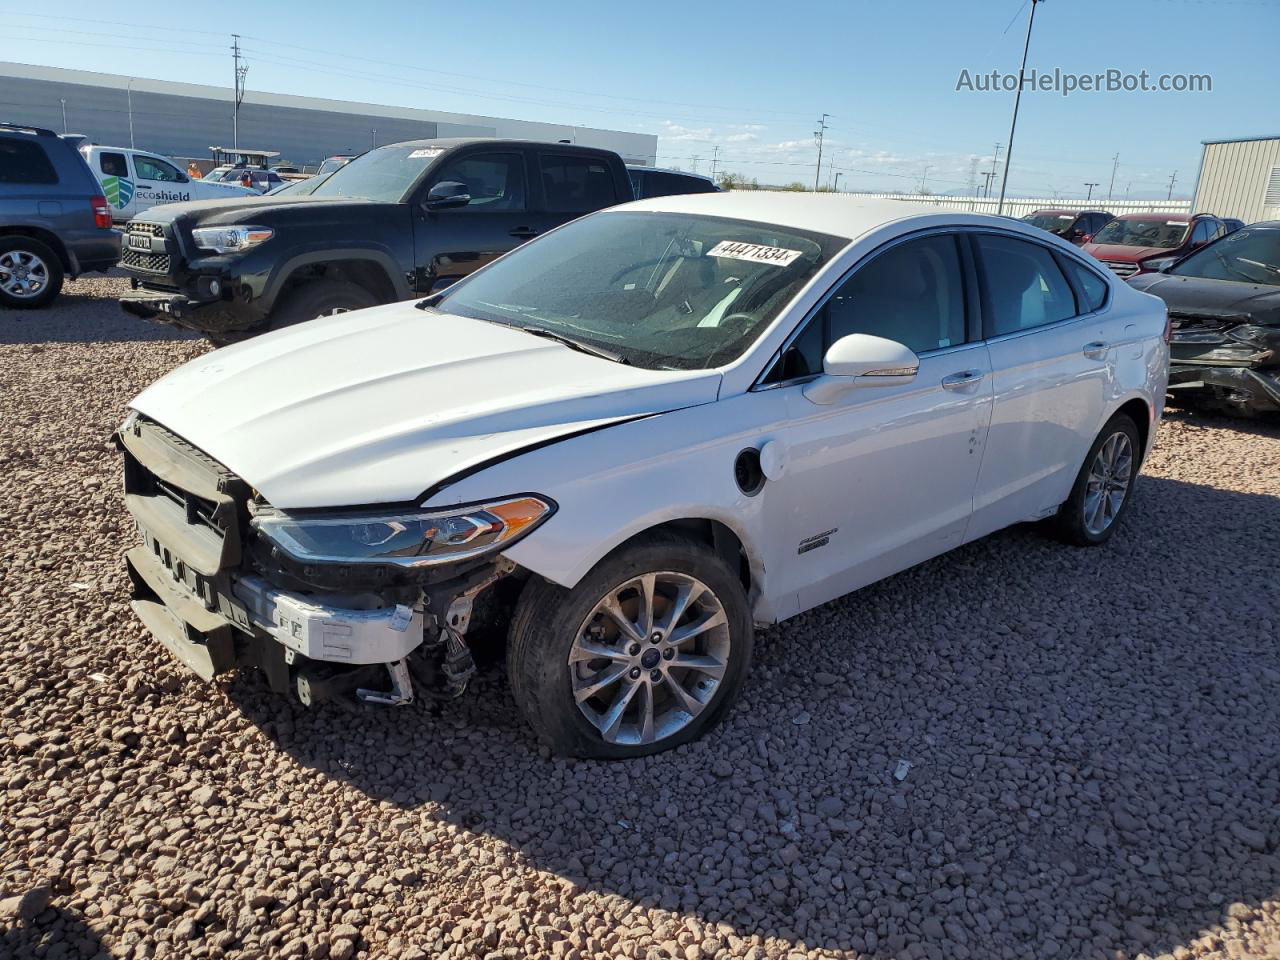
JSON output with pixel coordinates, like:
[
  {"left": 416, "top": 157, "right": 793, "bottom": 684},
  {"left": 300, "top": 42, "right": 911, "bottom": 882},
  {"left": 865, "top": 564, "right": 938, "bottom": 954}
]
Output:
[
  {"left": 941, "top": 371, "right": 985, "bottom": 390},
  {"left": 509, "top": 226, "right": 538, "bottom": 239},
  {"left": 1082, "top": 341, "right": 1109, "bottom": 359}
]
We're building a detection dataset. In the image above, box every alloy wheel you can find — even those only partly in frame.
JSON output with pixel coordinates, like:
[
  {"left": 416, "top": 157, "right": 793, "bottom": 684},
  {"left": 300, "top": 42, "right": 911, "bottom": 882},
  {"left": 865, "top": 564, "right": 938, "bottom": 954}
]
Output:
[
  {"left": 0, "top": 249, "right": 49, "bottom": 300},
  {"left": 1083, "top": 430, "right": 1133, "bottom": 535},
  {"left": 568, "top": 572, "right": 731, "bottom": 747}
]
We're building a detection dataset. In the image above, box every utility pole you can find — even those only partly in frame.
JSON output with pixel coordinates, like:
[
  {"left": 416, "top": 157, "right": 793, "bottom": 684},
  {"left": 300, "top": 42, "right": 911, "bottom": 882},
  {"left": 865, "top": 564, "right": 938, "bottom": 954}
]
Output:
[
  {"left": 919, "top": 164, "right": 932, "bottom": 194},
  {"left": 371, "top": 129, "right": 377, "bottom": 149},
  {"left": 1107, "top": 153, "right": 1119, "bottom": 202},
  {"left": 231, "top": 34, "right": 248, "bottom": 152},
  {"left": 996, "top": 0, "right": 1041, "bottom": 215},
  {"left": 813, "top": 113, "right": 830, "bottom": 192},
  {"left": 1166, "top": 170, "right": 1178, "bottom": 200},
  {"left": 710, "top": 146, "right": 719, "bottom": 181},
  {"left": 58, "top": 98, "right": 67, "bottom": 134},
  {"left": 980, "top": 170, "right": 995, "bottom": 197},
  {"left": 1084, "top": 182, "right": 1099, "bottom": 201},
  {"left": 833, "top": 171, "right": 842, "bottom": 193},
  {"left": 987, "top": 142, "right": 1002, "bottom": 197}
]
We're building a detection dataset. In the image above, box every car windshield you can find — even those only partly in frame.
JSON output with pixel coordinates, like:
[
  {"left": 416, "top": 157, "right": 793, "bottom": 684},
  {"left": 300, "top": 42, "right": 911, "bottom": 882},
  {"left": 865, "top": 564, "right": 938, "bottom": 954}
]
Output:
[
  {"left": 1169, "top": 226, "right": 1280, "bottom": 286},
  {"left": 1093, "top": 217, "right": 1189, "bottom": 248},
  {"left": 436, "top": 210, "right": 846, "bottom": 371},
  {"left": 1023, "top": 213, "right": 1074, "bottom": 230},
  {"left": 309, "top": 144, "right": 439, "bottom": 202}
]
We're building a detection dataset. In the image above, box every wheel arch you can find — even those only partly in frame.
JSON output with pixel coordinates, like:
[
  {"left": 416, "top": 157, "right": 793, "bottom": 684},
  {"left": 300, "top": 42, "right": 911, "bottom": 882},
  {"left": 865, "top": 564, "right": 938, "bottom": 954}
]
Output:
[
  {"left": 0, "top": 227, "right": 72, "bottom": 272},
  {"left": 261, "top": 249, "right": 409, "bottom": 312},
  {"left": 1107, "top": 394, "right": 1155, "bottom": 462}
]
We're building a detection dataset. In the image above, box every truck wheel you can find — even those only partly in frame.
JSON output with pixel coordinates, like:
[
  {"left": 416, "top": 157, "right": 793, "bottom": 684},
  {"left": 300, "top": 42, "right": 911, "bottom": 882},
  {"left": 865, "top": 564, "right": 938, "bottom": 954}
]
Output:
[
  {"left": 1053, "top": 413, "right": 1141, "bottom": 546},
  {"left": 507, "top": 532, "right": 754, "bottom": 759},
  {"left": 0, "top": 236, "right": 64, "bottom": 309},
  {"left": 263, "top": 280, "right": 378, "bottom": 332}
]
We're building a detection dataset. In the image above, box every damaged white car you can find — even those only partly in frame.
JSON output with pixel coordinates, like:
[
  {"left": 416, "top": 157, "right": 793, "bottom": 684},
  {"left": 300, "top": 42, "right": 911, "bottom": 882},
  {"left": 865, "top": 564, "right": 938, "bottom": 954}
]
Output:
[{"left": 118, "top": 192, "right": 1169, "bottom": 758}]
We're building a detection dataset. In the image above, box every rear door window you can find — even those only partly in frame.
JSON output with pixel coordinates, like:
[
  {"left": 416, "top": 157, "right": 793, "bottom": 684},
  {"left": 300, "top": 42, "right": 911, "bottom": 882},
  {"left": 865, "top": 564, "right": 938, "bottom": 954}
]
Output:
[
  {"left": 0, "top": 138, "right": 59, "bottom": 184},
  {"left": 539, "top": 154, "right": 619, "bottom": 213},
  {"left": 975, "top": 234, "right": 1077, "bottom": 336},
  {"left": 1060, "top": 257, "right": 1109, "bottom": 313},
  {"left": 100, "top": 152, "right": 129, "bottom": 178}
]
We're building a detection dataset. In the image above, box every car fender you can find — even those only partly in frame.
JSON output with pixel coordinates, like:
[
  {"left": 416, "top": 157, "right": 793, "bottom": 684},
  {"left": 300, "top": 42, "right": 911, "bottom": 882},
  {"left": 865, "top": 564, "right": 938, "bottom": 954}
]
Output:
[
  {"left": 260, "top": 247, "right": 411, "bottom": 312},
  {"left": 422, "top": 390, "right": 793, "bottom": 624}
]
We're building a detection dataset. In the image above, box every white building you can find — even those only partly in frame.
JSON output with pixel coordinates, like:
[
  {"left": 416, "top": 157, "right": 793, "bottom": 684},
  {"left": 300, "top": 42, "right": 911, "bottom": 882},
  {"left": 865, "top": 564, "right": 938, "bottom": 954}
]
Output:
[
  {"left": 0, "top": 61, "right": 656, "bottom": 168},
  {"left": 1191, "top": 135, "right": 1280, "bottom": 224}
]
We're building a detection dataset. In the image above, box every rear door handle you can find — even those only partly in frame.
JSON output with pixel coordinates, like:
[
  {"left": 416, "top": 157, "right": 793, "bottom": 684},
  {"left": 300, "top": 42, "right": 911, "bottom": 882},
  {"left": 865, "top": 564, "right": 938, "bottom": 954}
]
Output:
[
  {"left": 509, "top": 227, "right": 538, "bottom": 239},
  {"left": 941, "top": 370, "right": 985, "bottom": 390},
  {"left": 1082, "top": 341, "right": 1109, "bottom": 359}
]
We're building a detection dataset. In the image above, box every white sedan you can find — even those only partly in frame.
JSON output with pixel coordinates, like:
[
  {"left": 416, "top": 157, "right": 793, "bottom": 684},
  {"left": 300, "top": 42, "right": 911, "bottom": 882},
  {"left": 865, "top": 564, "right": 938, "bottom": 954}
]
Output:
[{"left": 118, "top": 193, "right": 1169, "bottom": 758}]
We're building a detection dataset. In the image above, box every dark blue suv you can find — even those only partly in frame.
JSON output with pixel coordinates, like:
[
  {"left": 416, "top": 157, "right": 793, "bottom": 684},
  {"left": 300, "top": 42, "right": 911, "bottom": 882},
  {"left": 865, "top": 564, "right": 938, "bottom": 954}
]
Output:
[{"left": 0, "top": 122, "right": 119, "bottom": 309}]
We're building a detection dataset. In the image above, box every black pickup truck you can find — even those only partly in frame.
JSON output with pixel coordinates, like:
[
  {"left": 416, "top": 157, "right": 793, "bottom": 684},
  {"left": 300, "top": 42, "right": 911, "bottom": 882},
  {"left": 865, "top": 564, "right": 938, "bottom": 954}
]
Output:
[{"left": 118, "top": 138, "right": 635, "bottom": 340}]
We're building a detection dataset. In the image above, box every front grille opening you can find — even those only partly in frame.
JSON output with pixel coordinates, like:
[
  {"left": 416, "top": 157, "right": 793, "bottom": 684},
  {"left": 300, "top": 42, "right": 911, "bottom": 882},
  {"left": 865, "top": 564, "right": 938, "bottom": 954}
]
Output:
[
  {"left": 128, "top": 222, "right": 164, "bottom": 237},
  {"left": 122, "top": 249, "right": 172, "bottom": 273}
]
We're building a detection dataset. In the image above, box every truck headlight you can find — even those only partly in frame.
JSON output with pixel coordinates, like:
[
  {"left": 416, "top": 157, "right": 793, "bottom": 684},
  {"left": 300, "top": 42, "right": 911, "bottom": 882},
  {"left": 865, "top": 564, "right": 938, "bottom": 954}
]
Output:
[
  {"left": 252, "top": 496, "right": 554, "bottom": 568},
  {"left": 191, "top": 225, "right": 274, "bottom": 254}
]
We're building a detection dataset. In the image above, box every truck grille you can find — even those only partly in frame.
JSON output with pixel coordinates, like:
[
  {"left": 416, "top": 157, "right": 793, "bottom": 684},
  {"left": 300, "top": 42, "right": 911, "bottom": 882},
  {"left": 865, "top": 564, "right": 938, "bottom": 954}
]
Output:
[
  {"left": 129, "top": 222, "right": 165, "bottom": 238},
  {"left": 1102, "top": 260, "right": 1139, "bottom": 278},
  {"left": 122, "top": 249, "right": 172, "bottom": 273}
]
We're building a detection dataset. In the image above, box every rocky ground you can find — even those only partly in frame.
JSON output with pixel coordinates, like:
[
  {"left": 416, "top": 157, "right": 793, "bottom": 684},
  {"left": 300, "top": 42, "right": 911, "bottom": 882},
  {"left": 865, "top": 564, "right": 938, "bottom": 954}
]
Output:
[{"left": 2, "top": 276, "right": 1279, "bottom": 960}]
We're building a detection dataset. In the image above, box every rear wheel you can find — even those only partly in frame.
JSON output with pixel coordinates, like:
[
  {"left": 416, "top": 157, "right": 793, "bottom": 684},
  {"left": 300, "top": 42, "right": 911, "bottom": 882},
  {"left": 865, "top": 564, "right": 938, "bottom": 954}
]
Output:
[
  {"left": 507, "top": 532, "right": 753, "bottom": 759},
  {"left": 1053, "top": 413, "right": 1141, "bottom": 546},
  {"left": 0, "top": 236, "right": 64, "bottom": 309},
  {"left": 260, "top": 279, "right": 378, "bottom": 334}
]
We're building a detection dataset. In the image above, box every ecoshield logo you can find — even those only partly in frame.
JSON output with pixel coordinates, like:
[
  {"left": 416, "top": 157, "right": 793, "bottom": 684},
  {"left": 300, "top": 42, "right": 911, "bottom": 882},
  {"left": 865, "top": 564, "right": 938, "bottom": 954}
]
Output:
[
  {"left": 956, "top": 68, "right": 1212, "bottom": 97},
  {"left": 102, "top": 176, "right": 135, "bottom": 209}
]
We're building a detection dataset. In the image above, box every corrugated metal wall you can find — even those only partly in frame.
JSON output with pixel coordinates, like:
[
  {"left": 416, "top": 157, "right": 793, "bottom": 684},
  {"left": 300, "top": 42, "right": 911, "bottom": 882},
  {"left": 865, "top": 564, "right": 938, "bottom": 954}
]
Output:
[
  {"left": 0, "top": 65, "right": 657, "bottom": 168},
  {"left": 1192, "top": 138, "right": 1280, "bottom": 223},
  {"left": 841, "top": 194, "right": 1191, "bottom": 217}
]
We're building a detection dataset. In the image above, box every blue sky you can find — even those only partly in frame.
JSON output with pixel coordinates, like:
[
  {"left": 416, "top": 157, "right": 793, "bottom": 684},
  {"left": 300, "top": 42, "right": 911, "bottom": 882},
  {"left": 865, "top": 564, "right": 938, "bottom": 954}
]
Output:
[{"left": 8, "top": 0, "right": 1277, "bottom": 199}]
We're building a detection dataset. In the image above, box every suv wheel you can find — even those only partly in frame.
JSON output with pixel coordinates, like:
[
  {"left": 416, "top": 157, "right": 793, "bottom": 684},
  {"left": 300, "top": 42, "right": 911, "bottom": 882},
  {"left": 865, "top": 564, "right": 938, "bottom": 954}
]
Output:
[
  {"left": 1053, "top": 412, "right": 1141, "bottom": 546},
  {"left": 0, "top": 236, "right": 64, "bottom": 309},
  {"left": 507, "top": 532, "right": 754, "bottom": 759},
  {"left": 262, "top": 279, "right": 379, "bottom": 334}
]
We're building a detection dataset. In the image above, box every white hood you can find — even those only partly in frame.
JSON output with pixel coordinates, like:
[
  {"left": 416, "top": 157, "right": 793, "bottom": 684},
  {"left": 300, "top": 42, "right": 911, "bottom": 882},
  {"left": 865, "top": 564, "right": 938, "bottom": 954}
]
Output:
[{"left": 131, "top": 302, "right": 721, "bottom": 509}]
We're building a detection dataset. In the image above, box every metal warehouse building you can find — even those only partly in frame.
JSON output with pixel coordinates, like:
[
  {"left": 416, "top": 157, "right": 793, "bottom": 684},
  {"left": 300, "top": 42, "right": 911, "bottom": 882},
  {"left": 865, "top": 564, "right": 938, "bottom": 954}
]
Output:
[
  {"left": 0, "top": 61, "right": 657, "bottom": 168},
  {"left": 1192, "top": 135, "right": 1280, "bottom": 224}
]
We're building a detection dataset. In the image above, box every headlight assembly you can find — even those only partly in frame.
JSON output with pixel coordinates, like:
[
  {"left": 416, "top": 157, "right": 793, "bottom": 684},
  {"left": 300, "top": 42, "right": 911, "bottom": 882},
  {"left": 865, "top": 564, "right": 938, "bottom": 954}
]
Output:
[
  {"left": 252, "top": 496, "right": 554, "bottom": 568},
  {"left": 191, "top": 225, "right": 274, "bottom": 254}
]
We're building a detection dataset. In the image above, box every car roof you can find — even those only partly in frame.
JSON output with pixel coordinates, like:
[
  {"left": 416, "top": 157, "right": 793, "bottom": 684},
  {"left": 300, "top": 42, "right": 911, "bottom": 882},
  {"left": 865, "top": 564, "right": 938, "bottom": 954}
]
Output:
[
  {"left": 1111, "top": 212, "right": 1195, "bottom": 221},
  {"left": 385, "top": 137, "right": 616, "bottom": 154},
  {"left": 613, "top": 191, "right": 967, "bottom": 239},
  {"left": 627, "top": 165, "right": 715, "bottom": 182}
]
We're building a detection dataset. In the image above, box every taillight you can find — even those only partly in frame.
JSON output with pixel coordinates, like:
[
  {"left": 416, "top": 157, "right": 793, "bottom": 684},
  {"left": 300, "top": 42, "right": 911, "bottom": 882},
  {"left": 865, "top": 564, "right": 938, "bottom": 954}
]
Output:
[
  {"left": 1162, "top": 312, "right": 1172, "bottom": 344},
  {"left": 91, "top": 196, "right": 112, "bottom": 229}
]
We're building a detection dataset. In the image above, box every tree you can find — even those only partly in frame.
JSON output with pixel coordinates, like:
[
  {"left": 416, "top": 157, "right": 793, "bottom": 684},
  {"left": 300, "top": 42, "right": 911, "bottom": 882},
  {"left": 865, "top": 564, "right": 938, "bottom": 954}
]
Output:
[
  {"left": 781, "top": 181, "right": 808, "bottom": 192},
  {"left": 717, "top": 171, "right": 745, "bottom": 191}
]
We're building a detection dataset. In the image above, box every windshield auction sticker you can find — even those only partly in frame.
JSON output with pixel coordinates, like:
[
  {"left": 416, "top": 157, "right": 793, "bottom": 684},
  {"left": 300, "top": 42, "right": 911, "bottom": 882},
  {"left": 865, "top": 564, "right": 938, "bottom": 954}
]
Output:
[
  {"left": 408, "top": 148, "right": 444, "bottom": 159},
  {"left": 707, "top": 241, "right": 802, "bottom": 267}
]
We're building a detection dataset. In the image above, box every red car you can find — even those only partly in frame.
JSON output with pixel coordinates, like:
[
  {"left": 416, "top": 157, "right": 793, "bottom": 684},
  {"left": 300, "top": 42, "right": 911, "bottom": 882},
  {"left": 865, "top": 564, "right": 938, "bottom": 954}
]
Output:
[
  {"left": 1020, "top": 208, "right": 1113, "bottom": 245},
  {"left": 1083, "top": 212, "right": 1227, "bottom": 278}
]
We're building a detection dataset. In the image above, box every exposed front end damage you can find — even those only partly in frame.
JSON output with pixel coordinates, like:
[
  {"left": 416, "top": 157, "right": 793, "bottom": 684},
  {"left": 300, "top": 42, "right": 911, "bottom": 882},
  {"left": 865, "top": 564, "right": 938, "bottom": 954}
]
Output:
[
  {"left": 116, "top": 413, "right": 522, "bottom": 707},
  {"left": 1167, "top": 310, "right": 1280, "bottom": 416}
]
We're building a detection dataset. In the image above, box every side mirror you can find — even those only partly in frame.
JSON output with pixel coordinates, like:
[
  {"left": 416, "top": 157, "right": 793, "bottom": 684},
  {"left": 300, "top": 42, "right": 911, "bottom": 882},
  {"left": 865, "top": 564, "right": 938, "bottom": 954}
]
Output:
[
  {"left": 802, "top": 333, "right": 919, "bottom": 405},
  {"left": 424, "top": 181, "right": 471, "bottom": 210}
]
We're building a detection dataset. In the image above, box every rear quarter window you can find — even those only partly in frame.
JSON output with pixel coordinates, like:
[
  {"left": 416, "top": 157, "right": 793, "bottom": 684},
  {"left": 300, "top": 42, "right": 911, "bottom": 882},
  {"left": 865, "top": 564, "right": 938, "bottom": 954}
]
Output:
[
  {"left": 0, "top": 138, "right": 59, "bottom": 185},
  {"left": 540, "top": 154, "right": 619, "bottom": 213},
  {"left": 1060, "top": 256, "right": 1109, "bottom": 313}
]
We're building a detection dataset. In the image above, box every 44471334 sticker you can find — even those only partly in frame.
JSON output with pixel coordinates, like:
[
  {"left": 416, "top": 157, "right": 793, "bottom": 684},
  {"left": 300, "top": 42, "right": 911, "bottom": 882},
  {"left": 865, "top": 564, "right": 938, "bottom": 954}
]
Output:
[{"left": 102, "top": 176, "right": 135, "bottom": 210}]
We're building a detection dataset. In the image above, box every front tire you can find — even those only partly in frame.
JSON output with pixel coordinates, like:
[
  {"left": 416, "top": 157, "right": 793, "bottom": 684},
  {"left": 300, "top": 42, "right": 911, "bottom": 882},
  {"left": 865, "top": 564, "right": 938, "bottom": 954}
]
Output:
[
  {"left": 1053, "top": 413, "right": 1141, "bottom": 546},
  {"left": 0, "top": 236, "right": 64, "bottom": 309},
  {"left": 260, "top": 279, "right": 379, "bottom": 334},
  {"left": 507, "top": 532, "right": 754, "bottom": 759}
]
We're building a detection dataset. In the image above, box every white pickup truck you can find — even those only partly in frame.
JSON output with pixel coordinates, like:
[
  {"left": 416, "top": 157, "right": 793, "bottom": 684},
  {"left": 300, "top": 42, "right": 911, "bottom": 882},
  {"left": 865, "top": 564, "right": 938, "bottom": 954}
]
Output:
[{"left": 79, "top": 145, "right": 254, "bottom": 222}]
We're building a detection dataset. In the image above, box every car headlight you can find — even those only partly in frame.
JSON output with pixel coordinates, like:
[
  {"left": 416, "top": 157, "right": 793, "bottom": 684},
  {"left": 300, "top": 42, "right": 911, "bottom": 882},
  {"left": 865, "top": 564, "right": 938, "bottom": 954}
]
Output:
[
  {"left": 252, "top": 495, "right": 554, "bottom": 568},
  {"left": 1141, "top": 256, "right": 1179, "bottom": 273},
  {"left": 191, "top": 225, "right": 274, "bottom": 254}
]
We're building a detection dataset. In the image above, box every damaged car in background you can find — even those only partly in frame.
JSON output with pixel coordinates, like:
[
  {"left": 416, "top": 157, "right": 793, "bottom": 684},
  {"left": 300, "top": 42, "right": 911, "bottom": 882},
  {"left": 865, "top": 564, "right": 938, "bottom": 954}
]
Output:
[
  {"left": 117, "top": 192, "right": 1168, "bottom": 759},
  {"left": 1129, "top": 220, "right": 1280, "bottom": 417}
]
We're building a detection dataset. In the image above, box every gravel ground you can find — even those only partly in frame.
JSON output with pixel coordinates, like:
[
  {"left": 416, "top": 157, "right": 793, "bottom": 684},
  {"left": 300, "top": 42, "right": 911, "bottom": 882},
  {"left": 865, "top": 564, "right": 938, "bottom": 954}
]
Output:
[{"left": 3, "top": 277, "right": 1279, "bottom": 960}]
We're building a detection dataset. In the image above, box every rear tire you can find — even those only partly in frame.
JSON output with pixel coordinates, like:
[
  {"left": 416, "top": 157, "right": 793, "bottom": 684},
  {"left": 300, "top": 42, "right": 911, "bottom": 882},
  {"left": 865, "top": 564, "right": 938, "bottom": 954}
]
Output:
[
  {"left": 0, "top": 236, "right": 64, "bottom": 309},
  {"left": 1053, "top": 413, "right": 1141, "bottom": 546},
  {"left": 260, "top": 279, "right": 379, "bottom": 334},
  {"left": 507, "top": 532, "right": 754, "bottom": 759}
]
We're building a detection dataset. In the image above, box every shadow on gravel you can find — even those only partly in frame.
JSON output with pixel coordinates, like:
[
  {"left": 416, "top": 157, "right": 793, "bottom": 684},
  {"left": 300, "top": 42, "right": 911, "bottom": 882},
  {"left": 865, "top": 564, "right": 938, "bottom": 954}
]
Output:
[
  {"left": 1164, "top": 404, "right": 1280, "bottom": 440},
  {"left": 0, "top": 906, "right": 109, "bottom": 960},
  {"left": 0, "top": 272, "right": 196, "bottom": 344},
  {"left": 226, "top": 472, "right": 1280, "bottom": 960}
]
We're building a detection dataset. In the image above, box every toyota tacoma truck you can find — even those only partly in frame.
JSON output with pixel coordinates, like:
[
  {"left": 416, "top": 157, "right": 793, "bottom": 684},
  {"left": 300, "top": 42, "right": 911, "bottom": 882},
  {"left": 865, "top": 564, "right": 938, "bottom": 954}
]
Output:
[{"left": 118, "top": 138, "right": 635, "bottom": 342}]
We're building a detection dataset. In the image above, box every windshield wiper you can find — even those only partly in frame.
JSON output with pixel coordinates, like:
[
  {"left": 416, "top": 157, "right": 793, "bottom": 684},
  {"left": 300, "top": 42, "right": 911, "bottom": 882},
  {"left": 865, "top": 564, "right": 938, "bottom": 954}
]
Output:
[
  {"left": 1215, "top": 250, "right": 1263, "bottom": 283},
  {"left": 518, "top": 326, "right": 629, "bottom": 365}
]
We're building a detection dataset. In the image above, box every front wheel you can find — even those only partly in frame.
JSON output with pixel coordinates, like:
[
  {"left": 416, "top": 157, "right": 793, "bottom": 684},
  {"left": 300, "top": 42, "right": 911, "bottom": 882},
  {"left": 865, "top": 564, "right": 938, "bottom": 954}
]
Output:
[
  {"left": 1053, "top": 413, "right": 1141, "bottom": 546},
  {"left": 261, "top": 279, "right": 379, "bottom": 333},
  {"left": 507, "top": 533, "right": 754, "bottom": 759}
]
